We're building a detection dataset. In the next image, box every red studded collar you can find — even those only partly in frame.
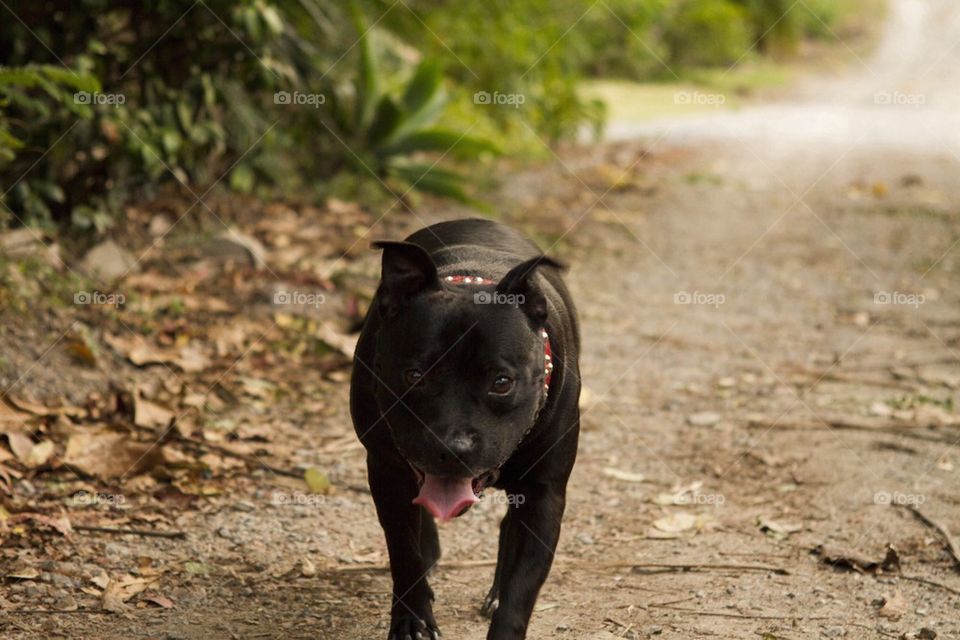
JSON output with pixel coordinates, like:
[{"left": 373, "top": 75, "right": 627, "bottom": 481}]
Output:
[{"left": 442, "top": 274, "right": 554, "bottom": 393}]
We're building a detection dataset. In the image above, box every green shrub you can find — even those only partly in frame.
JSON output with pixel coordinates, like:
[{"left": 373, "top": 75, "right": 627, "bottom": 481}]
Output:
[{"left": 664, "top": 0, "right": 753, "bottom": 67}]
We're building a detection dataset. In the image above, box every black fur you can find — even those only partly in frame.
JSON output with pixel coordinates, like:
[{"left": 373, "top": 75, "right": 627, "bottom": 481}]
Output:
[{"left": 350, "top": 218, "right": 581, "bottom": 639}]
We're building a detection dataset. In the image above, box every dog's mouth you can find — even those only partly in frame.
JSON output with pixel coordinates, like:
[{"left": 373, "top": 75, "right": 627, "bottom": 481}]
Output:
[{"left": 409, "top": 465, "right": 499, "bottom": 523}]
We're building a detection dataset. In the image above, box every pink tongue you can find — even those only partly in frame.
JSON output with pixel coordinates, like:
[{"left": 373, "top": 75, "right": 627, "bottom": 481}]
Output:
[{"left": 413, "top": 474, "right": 479, "bottom": 523}]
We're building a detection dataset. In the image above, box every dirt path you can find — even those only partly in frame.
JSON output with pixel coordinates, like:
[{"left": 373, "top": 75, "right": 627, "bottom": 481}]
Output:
[{"left": 4, "top": 2, "right": 960, "bottom": 639}]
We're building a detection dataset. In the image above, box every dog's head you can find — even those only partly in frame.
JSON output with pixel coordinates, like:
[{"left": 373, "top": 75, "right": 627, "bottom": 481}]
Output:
[{"left": 370, "top": 241, "right": 560, "bottom": 521}]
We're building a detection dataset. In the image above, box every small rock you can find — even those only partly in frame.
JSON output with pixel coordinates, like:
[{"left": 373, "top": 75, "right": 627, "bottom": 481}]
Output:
[
  {"left": 0, "top": 228, "right": 63, "bottom": 269},
  {"left": 687, "top": 411, "right": 721, "bottom": 427},
  {"left": 148, "top": 214, "right": 173, "bottom": 237},
  {"left": 50, "top": 573, "right": 74, "bottom": 588},
  {"left": 575, "top": 532, "right": 595, "bottom": 546},
  {"left": 204, "top": 228, "right": 266, "bottom": 269},
  {"left": 53, "top": 593, "right": 79, "bottom": 611},
  {"left": 869, "top": 402, "right": 892, "bottom": 417},
  {"left": 80, "top": 239, "right": 139, "bottom": 280}
]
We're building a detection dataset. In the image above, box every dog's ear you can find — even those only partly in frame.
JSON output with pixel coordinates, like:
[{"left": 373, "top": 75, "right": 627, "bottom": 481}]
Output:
[
  {"left": 373, "top": 241, "right": 439, "bottom": 317},
  {"left": 496, "top": 255, "right": 564, "bottom": 325}
]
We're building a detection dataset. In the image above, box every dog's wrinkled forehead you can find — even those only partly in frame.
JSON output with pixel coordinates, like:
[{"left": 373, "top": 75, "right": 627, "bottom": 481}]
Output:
[{"left": 382, "top": 289, "right": 539, "bottom": 365}]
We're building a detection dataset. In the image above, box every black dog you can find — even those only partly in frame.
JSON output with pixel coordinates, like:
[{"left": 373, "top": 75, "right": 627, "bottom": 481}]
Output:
[{"left": 350, "top": 218, "right": 581, "bottom": 639}]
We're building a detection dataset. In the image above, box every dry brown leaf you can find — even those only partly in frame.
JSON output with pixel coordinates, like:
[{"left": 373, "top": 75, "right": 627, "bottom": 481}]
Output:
[
  {"left": 8, "top": 513, "right": 73, "bottom": 536},
  {"left": 64, "top": 428, "right": 164, "bottom": 478},
  {"left": 104, "top": 334, "right": 210, "bottom": 373},
  {"left": 877, "top": 589, "right": 907, "bottom": 619},
  {"left": 5, "top": 396, "right": 83, "bottom": 418},
  {"left": 0, "top": 400, "right": 30, "bottom": 428},
  {"left": 6, "top": 431, "right": 34, "bottom": 462},
  {"left": 174, "top": 345, "right": 210, "bottom": 372},
  {"left": 7, "top": 433, "right": 54, "bottom": 469},
  {"left": 144, "top": 593, "right": 174, "bottom": 609},
  {"left": 316, "top": 322, "right": 358, "bottom": 358},
  {"left": 134, "top": 394, "right": 174, "bottom": 429},
  {"left": 102, "top": 574, "right": 156, "bottom": 612}
]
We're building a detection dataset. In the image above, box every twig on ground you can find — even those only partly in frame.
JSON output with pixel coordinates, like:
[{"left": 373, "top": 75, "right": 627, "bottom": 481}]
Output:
[
  {"left": 5, "top": 609, "right": 113, "bottom": 615},
  {"left": 173, "top": 436, "right": 304, "bottom": 478},
  {"left": 902, "top": 505, "right": 960, "bottom": 571},
  {"left": 647, "top": 604, "right": 827, "bottom": 620},
  {"left": 900, "top": 574, "right": 960, "bottom": 595},
  {"left": 626, "top": 562, "right": 789, "bottom": 575},
  {"left": 746, "top": 414, "right": 959, "bottom": 445},
  {"left": 332, "top": 559, "right": 789, "bottom": 575},
  {"left": 74, "top": 524, "right": 186, "bottom": 539}
]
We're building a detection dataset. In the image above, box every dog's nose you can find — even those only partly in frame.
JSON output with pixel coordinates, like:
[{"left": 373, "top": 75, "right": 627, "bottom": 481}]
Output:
[{"left": 443, "top": 433, "right": 477, "bottom": 459}]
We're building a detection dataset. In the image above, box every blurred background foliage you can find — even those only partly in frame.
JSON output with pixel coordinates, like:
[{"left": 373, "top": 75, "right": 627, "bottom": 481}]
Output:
[{"left": 0, "top": 0, "right": 850, "bottom": 231}]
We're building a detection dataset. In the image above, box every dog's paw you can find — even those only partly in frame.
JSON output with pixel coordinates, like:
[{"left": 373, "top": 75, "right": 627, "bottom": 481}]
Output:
[
  {"left": 388, "top": 613, "right": 441, "bottom": 640},
  {"left": 480, "top": 588, "right": 499, "bottom": 619}
]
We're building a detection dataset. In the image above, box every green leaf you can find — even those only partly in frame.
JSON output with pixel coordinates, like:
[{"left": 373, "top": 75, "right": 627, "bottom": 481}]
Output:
[
  {"left": 390, "top": 163, "right": 485, "bottom": 208},
  {"left": 378, "top": 129, "right": 500, "bottom": 160},
  {"left": 0, "top": 127, "right": 24, "bottom": 151},
  {"left": 366, "top": 96, "right": 403, "bottom": 146},
  {"left": 401, "top": 59, "right": 442, "bottom": 115},
  {"left": 350, "top": 1, "right": 378, "bottom": 131},
  {"left": 260, "top": 5, "right": 285, "bottom": 35},
  {"left": 229, "top": 163, "right": 255, "bottom": 192}
]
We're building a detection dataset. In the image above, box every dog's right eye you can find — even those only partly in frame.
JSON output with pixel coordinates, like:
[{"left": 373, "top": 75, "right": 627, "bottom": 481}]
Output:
[{"left": 403, "top": 369, "right": 424, "bottom": 386}]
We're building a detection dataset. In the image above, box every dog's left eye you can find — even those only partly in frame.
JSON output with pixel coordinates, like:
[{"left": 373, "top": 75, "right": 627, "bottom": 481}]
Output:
[
  {"left": 490, "top": 375, "right": 515, "bottom": 395},
  {"left": 404, "top": 369, "right": 424, "bottom": 386}
]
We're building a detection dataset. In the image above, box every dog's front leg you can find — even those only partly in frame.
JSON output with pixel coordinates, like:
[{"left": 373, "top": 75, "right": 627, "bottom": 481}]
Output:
[
  {"left": 487, "top": 480, "right": 568, "bottom": 640},
  {"left": 368, "top": 455, "right": 441, "bottom": 640}
]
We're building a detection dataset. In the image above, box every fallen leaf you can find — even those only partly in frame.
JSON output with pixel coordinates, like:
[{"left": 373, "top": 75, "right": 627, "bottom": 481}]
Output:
[
  {"left": 133, "top": 394, "right": 174, "bottom": 429},
  {"left": 877, "top": 589, "right": 907, "bottom": 619},
  {"left": 655, "top": 481, "right": 705, "bottom": 506},
  {"left": 64, "top": 428, "right": 164, "bottom": 478},
  {"left": 8, "top": 434, "right": 54, "bottom": 469},
  {"left": 183, "top": 561, "right": 211, "bottom": 575},
  {"left": 0, "top": 400, "right": 30, "bottom": 428},
  {"left": 7, "top": 513, "right": 73, "bottom": 536},
  {"left": 652, "top": 512, "right": 698, "bottom": 534},
  {"left": 602, "top": 467, "right": 646, "bottom": 483},
  {"left": 104, "top": 334, "right": 209, "bottom": 372},
  {"left": 813, "top": 544, "right": 900, "bottom": 574},
  {"left": 316, "top": 322, "right": 357, "bottom": 358},
  {"left": 758, "top": 517, "right": 803, "bottom": 539},
  {"left": 102, "top": 574, "right": 155, "bottom": 612},
  {"left": 304, "top": 467, "right": 331, "bottom": 494},
  {"left": 143, "top": 593, "right": 174, "bottom": 609},
  {"left": 5, "top": 396, "right": 83, "bottom": 418},
  {"left": 7, "top": 566, "right": 40, "bottom": 580}
]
